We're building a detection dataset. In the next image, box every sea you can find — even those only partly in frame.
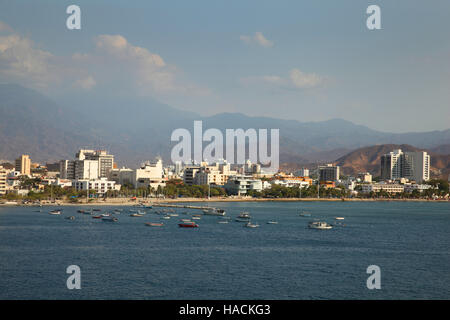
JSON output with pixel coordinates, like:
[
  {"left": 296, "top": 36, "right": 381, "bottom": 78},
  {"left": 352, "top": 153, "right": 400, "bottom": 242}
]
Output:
[{"left": 0, "top": 201, "right": 449, "bottom": 300}]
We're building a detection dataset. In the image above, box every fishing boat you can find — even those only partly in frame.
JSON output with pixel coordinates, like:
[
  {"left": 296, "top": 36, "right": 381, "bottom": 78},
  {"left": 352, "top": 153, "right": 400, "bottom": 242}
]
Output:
[
  {"left": 267, "top": 221, "right": 278, "bottom": 224},
  {"left": 101, "top": 213, "right": 111, "bottom": 217},
  {"left": 145, "top": 222, "right": 163, "bottom": 227},
  {"left": 66, "top": 216, "right": 75, "bottom": 220},
  {"left": 162, "top": 216, "right": 171, "bottom": 220},
  {"left": 335, "top": 217, "right": 345, "bottom": 220},
  {"left": 169, "top": 213, "right": 179, "bottom": 217},
  {"left": 178, "top": 222, "right": 199, "bottom": 228},
  {"left": 238, "top": 212, "right": 251, "bottom": 219},
  {"left": 244, "top": 222, "right": 260, "bottom": 228},
  {"left": 192, "top": 216, "right": 201, "bottom": 220},
  {"left": 308, "top": 221, "right": 333, "bottom": 230},
  {"left": 130, "top": 213, "right": 144, "bottom": 217},
  {"left": 102, "top": 216, "right": 118, "bottom": 222},
  {"left": 202, "top": 208, "right": 226, "bottom": 216},
  {"left": 92, "top": 215, "right": 102, "bottom": 219},
  {"left": 49, "top": 210, "right": 61, "bottom": 215}
]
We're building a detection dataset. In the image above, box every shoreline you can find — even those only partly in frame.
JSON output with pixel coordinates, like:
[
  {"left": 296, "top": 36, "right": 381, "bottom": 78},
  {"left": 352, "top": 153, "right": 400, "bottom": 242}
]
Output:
[{"left": 1, "top": 197, "right": 448, "bottom": 206}]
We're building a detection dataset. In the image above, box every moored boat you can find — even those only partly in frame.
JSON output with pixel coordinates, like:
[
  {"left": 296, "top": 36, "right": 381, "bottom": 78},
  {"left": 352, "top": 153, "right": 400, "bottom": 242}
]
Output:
[
  {"left": 130, "top": 213, "right": 144, "bottom": 217},
  {"left": 102, "top": 216, "right": 118, "bottom": 222},
  {"left": 145, "top": 222, "right": 164, "bottom": 227},
  {"left": 49, "top": 210, "right": 61, "bottom": 215},
  {"left": 238, "top": 212, "right": 251, "bottom": 219},
  {"left": 308, "top": 221, "right": 333, "bottom": 230},
  {"left": 178, "top": 222, "right": 199, "bottom": 228},
  {"left": 244, "top": 222, "right": 259, "bottom": 228},
  {"left": 267, "top": 220, "right": 278, "bottom": 224}
]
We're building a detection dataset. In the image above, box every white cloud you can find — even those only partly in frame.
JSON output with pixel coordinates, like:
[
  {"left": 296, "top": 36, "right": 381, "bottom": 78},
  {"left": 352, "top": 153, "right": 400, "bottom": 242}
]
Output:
[
  {"left": 240, "top": 32, "right": 273, "bottom": 47},
  {"left": 74, "top": 76, "right": 96, "bottom": 90},
  {"left": 0, "top": 24, "right": 208, "bottom": 96},
  {"left": 240, "top": 68, "right": 326, "bottom": 90}
]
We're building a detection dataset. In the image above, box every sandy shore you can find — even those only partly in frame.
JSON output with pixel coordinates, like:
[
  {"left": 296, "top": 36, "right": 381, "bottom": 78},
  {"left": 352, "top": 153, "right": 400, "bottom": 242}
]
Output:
[{"left": 1, "top": 197, "right": 448, "bottom": 206}]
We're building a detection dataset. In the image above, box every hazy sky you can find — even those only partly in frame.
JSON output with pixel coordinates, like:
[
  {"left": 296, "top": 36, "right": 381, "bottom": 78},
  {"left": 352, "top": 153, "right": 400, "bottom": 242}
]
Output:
[{"left": 0, "top": 0, "right": 449, "bottom": 133}]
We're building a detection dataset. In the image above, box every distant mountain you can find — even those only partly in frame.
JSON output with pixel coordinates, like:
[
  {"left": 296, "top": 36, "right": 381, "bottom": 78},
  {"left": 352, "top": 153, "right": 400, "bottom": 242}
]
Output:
[
  {"left": 334, "top": 144, "right": 450, "bottom": 179},
  {"left": 429, "top": 144, "right": 450, "bottom": 155},
  {"left": 0, "top": 84, "right": 449, "bottom": 168}
]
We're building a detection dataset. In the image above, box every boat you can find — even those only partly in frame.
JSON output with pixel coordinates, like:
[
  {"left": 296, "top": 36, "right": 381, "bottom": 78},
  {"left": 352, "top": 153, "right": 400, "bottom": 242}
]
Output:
[
  {"left": 92, "top": 215, "right": 102, "bottom": 219},
  {"left": 244, "top": 222, "right": 260, "bottom": 228},
  {"left": 162, "top": 216, "right": 171, "bottom": 220},
  {"left": 77, "top": 209, "right": 86, "bottom": 213},
  {"left": 180, "top": 219, "right": 192, "bottom": 223},
  {"left": 192, "top": 217, "right": 201, "bottom": 220},
  {"left": 130, "top": 213, "right": 144, "bottom": 217},
  {"left": 202, "top": 208, "right": 226, "bottom": 216},
  {"left": 66, "top": 216, "right": 75, "bottom": 220},
  {"left": 169, "top": 213, "right": 179, "bottom": 217},
  {"left": 137, "top": 210, "right": 146, "bottom": 215},
  {"left": 238, "top": 212, "right": 251, "bottom": 219},
  {"left": 102, "top": 217, "right": 118, "bottom": 222},
  {"left": 235, "top": 218, "right": 250, "bottom": 222},
  {"left": 49, "top": 210, "right": 61, "bottom": 215},
  {"left": 267, "top": 221, "right": 278, "bottom": 224},
  {"left": 145, "top": 205, "right": 153, "bottom": 209},
  {"left": 145, "top": 222, "right": 163, "bottom": 227},
  {"left": 83, "top": 210, "right": 92, "bottom": 215},
  {"left": 335, "top": 217, "right": 345, "bottom": 220},
  {"left": 178, "top": 222, "right": 199, "bottom": 228},
  {"left": 217, "top": 220, "right": 229, "bottom": 224},
  {"left": 308, "top": 221, "right": 333, "bottom": 230},
  {"left": 101, "top": 213, "right": 111, "bottom": 217}
]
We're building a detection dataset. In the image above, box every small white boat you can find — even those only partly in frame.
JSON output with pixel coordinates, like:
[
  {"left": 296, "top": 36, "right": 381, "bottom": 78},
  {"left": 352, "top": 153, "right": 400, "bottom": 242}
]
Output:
[
  {"left": 335, "top": 217, "right": 345, "bottom": 220},
  {"left": 203, "top": 208, "right": 226, "bottom": 216},
  {"left": 169, "top": 213, "right": 179, "bottom": 217},
  {"left": 162, "top": 216, "right": 171, "bottom": 220},
  {"left": 192, "top": 217, "right": 201, "bottom": 220},
  {"left": 244, "top": 222, "right": 259, "bottom": 228},
  {"left": 267, "top": 221, "right": 278, "bottom": 224},
  {"left": 49, "top": 210, "right": 61, "bottom": 215},
  {"left": 102, "top": 216, "right": 118, "bottom": 222},
  {"left": 238, "top": 212, "right": 251, "bottom": 219},
  {"left": 130, "top": 213, "right": 144, "bottom": 217},
  {"left": 308, "top": 221, "right": 333, "bottom": 230}
]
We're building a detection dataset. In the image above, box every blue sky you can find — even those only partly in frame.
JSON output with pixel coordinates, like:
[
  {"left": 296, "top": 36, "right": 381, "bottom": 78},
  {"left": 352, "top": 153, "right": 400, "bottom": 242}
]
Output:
[{"left": 0, "top": 0, "right": 449, "bottom": 132}]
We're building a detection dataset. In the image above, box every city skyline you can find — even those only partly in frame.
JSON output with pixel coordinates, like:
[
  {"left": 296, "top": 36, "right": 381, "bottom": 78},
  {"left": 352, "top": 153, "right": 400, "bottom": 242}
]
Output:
[{"left": 0, "top": 0, "right": 449, "bottom": 133}]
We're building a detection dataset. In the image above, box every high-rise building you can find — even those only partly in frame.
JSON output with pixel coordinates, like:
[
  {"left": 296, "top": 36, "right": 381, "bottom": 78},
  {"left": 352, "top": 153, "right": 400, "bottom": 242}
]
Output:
[
  {"left": 76, "top": 149, "right": 114, "bottom": 178},
  {"left": 15, "top": 154, "right": 31, "bottom": 176},
  {"left": 380, "top": 149, "right": 403, "bottom": 180},
  {"left": 319, "top": 164, "right": 340, "bottom": 182},
  {"left": 74, "top": 160, "right": 99, "bottom": 180},
  {"left": 380, "top": 149, "right": 430, "bottom": 182},
  {"left": 402, "top": 151, "right": 430, "bottom": 182},
  {"left": 0, "top": 165, "right": 8, "bottom": 195}
]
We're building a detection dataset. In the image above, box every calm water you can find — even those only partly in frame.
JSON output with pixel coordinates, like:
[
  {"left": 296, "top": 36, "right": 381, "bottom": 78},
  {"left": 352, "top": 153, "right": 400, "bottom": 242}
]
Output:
[{"left": 0, "top": 201, "right": 449, "bottom": 300}]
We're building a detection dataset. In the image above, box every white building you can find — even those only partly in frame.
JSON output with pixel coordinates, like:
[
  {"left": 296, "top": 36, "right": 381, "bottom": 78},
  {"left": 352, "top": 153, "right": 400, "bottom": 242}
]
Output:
[
  {"left": 109, "top": 167, "right": 134, "bottom": 186},
  {"left": 73, "top": 178, "right": 117, "bottom": 195},
  {"left": 295, "top": 168, "right": 309, "bottom": 177},
  {"left": 76, "top": 149, "right": 114, "bottom": 178},
  {"left": 74, "top": 160, "right": 99, "bottom": 180},
  {"left": 361, "top": 183, "right": 404, "bottom": 194},
  {"left": 0, "top": 165, "right": 9, "bottom": 195},
  {"left": 403, "top": 184, "right": 432, "bottom": 193},
  {"left": 272, "top": 179, "right": 310, "bottom": 188},
  {"left": 224, "top": 176, "right": 266, "bottom": 195}
]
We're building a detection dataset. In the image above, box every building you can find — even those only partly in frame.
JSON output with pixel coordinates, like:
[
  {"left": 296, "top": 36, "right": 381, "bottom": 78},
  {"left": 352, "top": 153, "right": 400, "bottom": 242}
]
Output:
[
  {"left": 15, "top": 155, "right": 31, "bottom": 176},
  {"left": 109, "top": 167, "right": 134, "bottom": 186},
  {"left": 224, "top": 175, "right": 266, "bottom": 195},
  {"left": 381, "top": 149, "right": 430, "bottom": 182},
  {"left": 357, "top": 172, "right": 372, "bottom": 183},
  {"left": 73, "top": 178, "right": 117, "bottom": 195},
  {"left": 319, "top": 164, "right": 340, "bottom": 182},
  {"left": 0, "top": 165, "right": 8, "bottom": 195},
  {"left": 74, "top": 160, "right": 99, "bottom": 180},
  {"left": 361, "top": 183, "right": 404, "bottom": 194},
  {"left": 402, "top": 151, "right": 430, "bottom": 182},
  {"left": 59, "top": 160, "right": 76, "bottom": 179},
  {"left": 134, "top": 159, "right": 165, "bottom": 190},
  {"left": 403, "top": 184, "right": 432, "bottom": 193},
  {"left": 76, "top": 149, "right": 114, "bottom": 178},
  {"left": 295, "top": 168, "right": 309, "bottom": 177}
]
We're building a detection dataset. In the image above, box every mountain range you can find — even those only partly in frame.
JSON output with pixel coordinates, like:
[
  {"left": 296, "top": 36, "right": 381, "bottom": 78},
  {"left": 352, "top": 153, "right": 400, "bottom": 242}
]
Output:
[{"left": 0, "top": 84, "right": 449, "bottom": 172}]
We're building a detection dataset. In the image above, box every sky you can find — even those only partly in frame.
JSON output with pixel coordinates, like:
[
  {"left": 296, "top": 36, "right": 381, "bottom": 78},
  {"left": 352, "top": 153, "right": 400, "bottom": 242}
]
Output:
[{"left": 0, "top": 0, "right": 449, "bottom": 133}]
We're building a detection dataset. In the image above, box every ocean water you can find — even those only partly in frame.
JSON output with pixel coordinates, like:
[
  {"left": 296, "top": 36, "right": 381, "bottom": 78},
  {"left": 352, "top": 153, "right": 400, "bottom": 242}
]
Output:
[{"left": 0, "top": 201, "right": 449, "bottom": 300}]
